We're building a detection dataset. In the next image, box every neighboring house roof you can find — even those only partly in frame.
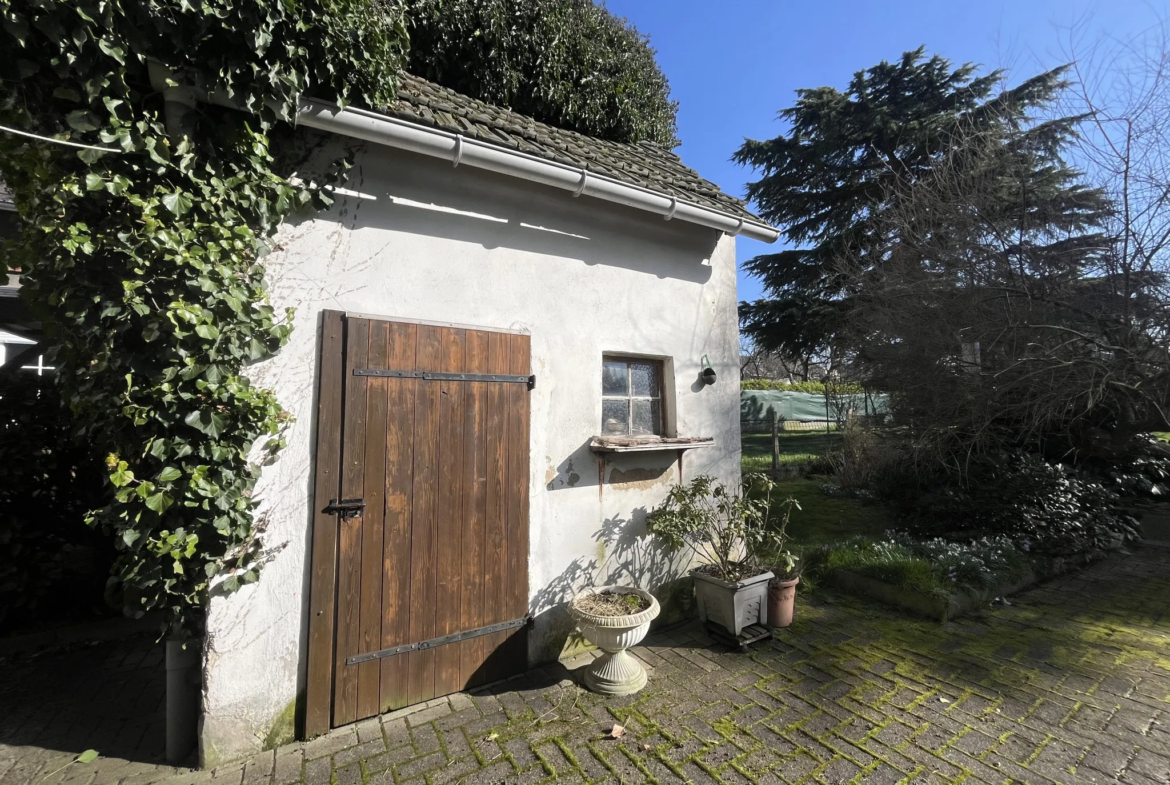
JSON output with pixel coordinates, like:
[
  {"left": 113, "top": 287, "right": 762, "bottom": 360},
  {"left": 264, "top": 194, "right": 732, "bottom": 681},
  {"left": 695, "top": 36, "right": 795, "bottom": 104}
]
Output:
[{"left": 384, "top": 75, "right": 763, "bottom": 226}]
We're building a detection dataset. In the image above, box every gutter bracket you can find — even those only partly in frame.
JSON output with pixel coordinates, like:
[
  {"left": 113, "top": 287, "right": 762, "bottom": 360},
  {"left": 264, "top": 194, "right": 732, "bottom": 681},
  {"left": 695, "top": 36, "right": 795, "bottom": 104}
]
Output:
[
  {"left": 664, "top": 196, "right": 678, "bottom": 221},
  {"left": 572, "top": 169, "right": 588, "bottom": 198},
  {"left": 452, "top": 135, "right": 464, "bottom": 168}
]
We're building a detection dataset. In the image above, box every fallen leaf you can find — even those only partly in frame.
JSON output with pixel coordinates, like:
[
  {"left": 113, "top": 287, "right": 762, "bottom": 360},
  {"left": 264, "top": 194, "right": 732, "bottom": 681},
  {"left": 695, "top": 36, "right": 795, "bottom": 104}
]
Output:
[
  {"left": 939, "top": 697, "right": 951, "bottom": 704},
  {"left": 76, "top": 751, "right": 99, "bottom": 764},
  {"left": 642, "top": 744, "right": 652, "bottom": 751},
  {"left": 484, "top": 732, "right": 499, "bottom": 742},
  {"left": 609, "top": 724, "right": 626, "bottom": 739}
]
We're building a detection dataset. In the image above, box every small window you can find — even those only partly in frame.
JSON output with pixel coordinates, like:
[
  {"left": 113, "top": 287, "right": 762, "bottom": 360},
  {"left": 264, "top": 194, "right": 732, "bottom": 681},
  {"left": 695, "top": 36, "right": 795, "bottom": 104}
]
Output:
[{"left": 601, "top": 356, "right": 663, "bottom": 436}]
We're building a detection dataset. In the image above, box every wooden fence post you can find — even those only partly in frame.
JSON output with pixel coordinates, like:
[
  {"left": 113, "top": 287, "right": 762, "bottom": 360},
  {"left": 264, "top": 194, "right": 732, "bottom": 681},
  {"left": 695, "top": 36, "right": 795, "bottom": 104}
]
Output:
[{"left": 771, "top": 409, "right": 780, "bottom": 472}]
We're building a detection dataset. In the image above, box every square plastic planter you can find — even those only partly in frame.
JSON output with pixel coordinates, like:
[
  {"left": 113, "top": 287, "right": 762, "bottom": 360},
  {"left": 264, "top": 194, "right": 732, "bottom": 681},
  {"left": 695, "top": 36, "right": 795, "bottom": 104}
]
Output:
[{"left": 691, "top": 568, "right": 774, "bottom": 636}]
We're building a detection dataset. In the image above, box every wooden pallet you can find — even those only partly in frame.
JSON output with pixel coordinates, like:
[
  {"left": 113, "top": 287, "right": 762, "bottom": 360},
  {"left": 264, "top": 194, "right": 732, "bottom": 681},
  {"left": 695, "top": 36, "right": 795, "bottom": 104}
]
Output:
[{"left": 705, "top": 622, "right": 772, "bottom": 652}]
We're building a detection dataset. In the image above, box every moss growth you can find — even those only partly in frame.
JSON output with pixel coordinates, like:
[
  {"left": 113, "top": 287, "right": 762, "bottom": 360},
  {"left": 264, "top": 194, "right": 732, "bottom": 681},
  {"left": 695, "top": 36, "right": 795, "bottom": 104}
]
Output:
[
  {"left": 709, "top": 716, "right": 739, "bottom": 741},
  {"left": 558, "top": 629, "right": 596, "bottom": 660},
  {"left": 263, "top": 698, "right": 298, "bottom": 751}
]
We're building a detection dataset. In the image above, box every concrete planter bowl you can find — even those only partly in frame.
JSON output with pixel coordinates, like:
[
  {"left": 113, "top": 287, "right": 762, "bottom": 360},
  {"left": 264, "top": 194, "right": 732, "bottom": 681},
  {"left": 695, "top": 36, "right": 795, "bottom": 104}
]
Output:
[
  {"left": 568, "top": 586, "right": 660, "bottom": 696},
  {"left": 691, "top": 568, "right": 774, "bottom": 636}
]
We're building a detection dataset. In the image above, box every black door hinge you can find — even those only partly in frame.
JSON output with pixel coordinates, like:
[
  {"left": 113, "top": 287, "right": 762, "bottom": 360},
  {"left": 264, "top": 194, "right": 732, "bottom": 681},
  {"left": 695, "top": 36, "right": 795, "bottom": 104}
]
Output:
[
  {"left": 346, "top": 615, "right": 532, "bottom": 665},
  {"left": 324, "top": 498, "right": 365, "bottom": 519}
]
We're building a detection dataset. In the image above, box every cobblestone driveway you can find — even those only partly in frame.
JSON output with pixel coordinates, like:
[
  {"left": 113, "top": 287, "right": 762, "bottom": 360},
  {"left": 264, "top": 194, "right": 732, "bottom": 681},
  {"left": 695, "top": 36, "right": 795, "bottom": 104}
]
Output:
[{"left": 2, "top": 544, "right": 1168, "bottom": 785}]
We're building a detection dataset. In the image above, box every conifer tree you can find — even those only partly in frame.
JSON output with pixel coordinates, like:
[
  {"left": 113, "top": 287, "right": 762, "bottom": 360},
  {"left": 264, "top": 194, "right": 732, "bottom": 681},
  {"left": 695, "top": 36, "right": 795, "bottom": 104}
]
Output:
[{"left": 734, "top": 48, "right": 1101, "bottom": 362}]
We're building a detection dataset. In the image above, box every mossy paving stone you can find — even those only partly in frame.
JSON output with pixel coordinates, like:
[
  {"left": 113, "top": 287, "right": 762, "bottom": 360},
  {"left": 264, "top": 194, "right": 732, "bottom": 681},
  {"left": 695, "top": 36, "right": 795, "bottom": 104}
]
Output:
[{"left": 7, "top": 550, "right": 1170, "bottom": 785}]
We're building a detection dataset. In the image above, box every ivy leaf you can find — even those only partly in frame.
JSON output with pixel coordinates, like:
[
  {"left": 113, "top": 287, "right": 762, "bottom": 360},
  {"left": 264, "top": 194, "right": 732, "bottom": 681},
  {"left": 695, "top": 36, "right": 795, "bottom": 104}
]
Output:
[
  {"left": 110, "top": 463, "right": 134, "bottom": 487},
  {"left": 162, "top": 191, "right": 194, "bottom": 216},
  {"left": 122, "top": 530, "right": 140, "bottom": 547},
  {"left": 77, "top": 147, "right": 109, "bottom": 165},
  {"left": 158, "top": 467, "right": 183, "bottom": 483},
  {"left": 97, "top": 38, "right": 125, "bottom": 64},
  {"left": 85, "top": 174, "right": 105, "bottom": 191},
  {"left": 145, "top": 492, "right": 174, "bottom": 513},
  {"left": 66, "top": 110, "right": 100, "bottom": 133},
  {"left": 247, "top": 337, "right": 269, "bottom": 360},
  {"left": 184, "top": 409, "right": 228, "bottom": 438}
]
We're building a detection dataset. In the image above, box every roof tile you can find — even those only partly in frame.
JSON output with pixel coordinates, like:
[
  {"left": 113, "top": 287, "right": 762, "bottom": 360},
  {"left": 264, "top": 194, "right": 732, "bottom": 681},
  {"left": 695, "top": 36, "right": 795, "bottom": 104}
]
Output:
[{"left": 382, "top": 74, "right": 760, "bottom": 223}]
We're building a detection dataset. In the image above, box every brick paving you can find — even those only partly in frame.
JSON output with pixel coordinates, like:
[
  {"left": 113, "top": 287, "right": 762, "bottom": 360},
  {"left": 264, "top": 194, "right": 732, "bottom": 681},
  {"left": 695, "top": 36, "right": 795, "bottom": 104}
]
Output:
[{"left": 2, "top": 543, "right": 1168, "bottom": 785}]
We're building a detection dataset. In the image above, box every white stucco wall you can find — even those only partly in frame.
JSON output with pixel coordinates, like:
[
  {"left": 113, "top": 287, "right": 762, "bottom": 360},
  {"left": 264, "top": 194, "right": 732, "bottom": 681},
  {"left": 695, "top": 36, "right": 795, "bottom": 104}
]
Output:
[{"left": 199, "top": 139, "right": 743, "bottom": 764}]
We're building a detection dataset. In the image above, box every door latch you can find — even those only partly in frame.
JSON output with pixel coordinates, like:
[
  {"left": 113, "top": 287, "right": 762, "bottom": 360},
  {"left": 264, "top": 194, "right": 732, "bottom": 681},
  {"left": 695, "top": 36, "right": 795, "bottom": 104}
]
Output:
[{"left": 324, "top": 498, "right": 365, "bottom": 519}]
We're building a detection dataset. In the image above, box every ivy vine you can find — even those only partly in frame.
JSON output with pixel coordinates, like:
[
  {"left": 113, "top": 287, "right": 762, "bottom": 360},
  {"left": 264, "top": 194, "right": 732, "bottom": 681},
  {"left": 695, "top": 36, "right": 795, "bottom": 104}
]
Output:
[{"left": 0, "top": 0, "right": 408, "bottom": 634}]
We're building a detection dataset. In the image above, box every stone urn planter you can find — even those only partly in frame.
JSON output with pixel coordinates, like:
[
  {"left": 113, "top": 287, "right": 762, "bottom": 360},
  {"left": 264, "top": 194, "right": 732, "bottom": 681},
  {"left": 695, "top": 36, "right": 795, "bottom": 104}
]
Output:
[
  {"left": 568, "top": 586, "right": 660, "bottom": 696},
  {"left": 691, "top": 568, "right": 774, "bottom": 637}
]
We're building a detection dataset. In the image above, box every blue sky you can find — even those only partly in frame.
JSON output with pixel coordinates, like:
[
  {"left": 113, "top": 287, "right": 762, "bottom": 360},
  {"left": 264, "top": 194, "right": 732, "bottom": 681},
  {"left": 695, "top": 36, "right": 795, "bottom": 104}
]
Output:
[{"left": 602, "top": 0, "right": 1163, "bottom": 304}]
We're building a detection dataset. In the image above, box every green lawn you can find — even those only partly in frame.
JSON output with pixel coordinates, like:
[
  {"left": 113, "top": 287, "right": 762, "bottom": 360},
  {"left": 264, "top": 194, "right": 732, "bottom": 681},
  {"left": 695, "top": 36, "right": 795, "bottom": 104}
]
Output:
[
  {"left": 741, "top": 431, "right": 841, "bottom": 471},
  {"left": 769, "top": 477, "right": 893, "bottom": 548}
]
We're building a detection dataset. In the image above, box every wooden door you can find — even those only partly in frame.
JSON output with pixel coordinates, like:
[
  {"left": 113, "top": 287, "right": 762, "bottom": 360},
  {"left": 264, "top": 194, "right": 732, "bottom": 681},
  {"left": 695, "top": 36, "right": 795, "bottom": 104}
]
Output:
[{"left": 305, "top": 312, "right": 531, "bottom": 735}]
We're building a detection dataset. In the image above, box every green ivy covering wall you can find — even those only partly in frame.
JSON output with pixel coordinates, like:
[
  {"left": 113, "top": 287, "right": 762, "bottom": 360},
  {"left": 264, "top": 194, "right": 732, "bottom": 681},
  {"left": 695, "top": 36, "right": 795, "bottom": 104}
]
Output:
[{"left": 0, "top": 0, "right": 408, "bottom": 634}]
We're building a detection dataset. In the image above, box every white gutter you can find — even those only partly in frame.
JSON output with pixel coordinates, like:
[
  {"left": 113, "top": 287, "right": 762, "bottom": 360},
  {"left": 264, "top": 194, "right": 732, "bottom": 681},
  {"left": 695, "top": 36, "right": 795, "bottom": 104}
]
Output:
[{"left": 294, "top": 98, "right": 780, "bottom": 244}]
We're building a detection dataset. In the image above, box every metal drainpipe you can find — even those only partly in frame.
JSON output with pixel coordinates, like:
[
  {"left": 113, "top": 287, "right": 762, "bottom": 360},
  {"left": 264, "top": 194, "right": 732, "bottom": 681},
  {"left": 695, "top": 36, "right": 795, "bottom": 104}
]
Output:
[
  {"left": 165, "top": 637, "right": 201, "bottom": 764},
  {"left": 147, "top": 59, "right": 205, "bottom": 767}
]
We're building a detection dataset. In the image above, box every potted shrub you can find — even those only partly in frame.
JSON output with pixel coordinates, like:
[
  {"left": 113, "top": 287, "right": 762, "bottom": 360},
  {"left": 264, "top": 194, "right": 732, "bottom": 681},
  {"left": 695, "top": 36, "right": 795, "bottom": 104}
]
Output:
[
  {"left": 647, "top": 474, "right": 798, "bottom": 637},
  {"left": 568, "top": 586, "right": 660, "bottom": 695}
]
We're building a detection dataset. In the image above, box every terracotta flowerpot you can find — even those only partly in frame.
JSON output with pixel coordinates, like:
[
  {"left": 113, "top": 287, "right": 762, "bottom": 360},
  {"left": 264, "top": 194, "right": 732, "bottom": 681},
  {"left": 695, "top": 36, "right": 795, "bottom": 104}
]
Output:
[{"left": 767, "top": 577, "right": 800, "bottom": 628}]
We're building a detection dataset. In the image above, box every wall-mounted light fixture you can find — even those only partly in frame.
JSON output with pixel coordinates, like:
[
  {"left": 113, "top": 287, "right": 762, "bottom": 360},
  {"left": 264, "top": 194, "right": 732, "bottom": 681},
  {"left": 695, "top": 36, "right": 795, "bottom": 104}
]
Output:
[{"left": 701, "top": 355, "right": 717, "bottom": 386}]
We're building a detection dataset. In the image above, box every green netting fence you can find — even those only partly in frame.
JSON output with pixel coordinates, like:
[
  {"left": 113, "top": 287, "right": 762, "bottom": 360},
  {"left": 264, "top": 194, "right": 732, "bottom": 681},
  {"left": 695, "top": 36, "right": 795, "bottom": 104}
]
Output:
[{"left": 740, "top": 389, "right": 889, "bottom": 434}]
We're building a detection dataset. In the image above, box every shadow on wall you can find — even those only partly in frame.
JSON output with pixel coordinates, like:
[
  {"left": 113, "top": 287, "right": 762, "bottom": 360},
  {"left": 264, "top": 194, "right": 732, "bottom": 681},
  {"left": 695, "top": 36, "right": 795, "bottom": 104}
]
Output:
[
  {"left": 529, "top": 494, "right": 696, "bottom": 664},
  {"left": 546, "top": 439, "right": 601, "bottom": 492},
  {"left": 593, "top": 504, "right": 694, "bottom": 628},
  {"left": 302, "top": 137, "right": 721, "bottom": 286},
  {"left": 548, "top": 441, "right": 688, "bottom": 495}
]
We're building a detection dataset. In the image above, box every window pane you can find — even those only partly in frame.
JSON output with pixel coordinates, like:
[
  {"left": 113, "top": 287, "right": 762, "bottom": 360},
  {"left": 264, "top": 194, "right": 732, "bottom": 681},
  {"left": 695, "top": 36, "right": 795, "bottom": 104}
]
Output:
[
  {"left": 602, "top": 361, "right": 628, "bottom": 396},
  {"left": 630, "top": 361, "right": 660, "bottom": 397},
  {"left": 631, "top": 399, "right": 661, "bottom": 436},
  {"left": 602, "top": 399, "right": 629, "bottom": 435}
]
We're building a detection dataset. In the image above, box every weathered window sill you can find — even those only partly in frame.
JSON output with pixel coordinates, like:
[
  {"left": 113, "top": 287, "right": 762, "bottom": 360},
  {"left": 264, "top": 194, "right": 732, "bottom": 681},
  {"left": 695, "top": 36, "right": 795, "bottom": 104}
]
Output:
[{"left": 589, "top": 436, "right": 715, "bottom": 454}]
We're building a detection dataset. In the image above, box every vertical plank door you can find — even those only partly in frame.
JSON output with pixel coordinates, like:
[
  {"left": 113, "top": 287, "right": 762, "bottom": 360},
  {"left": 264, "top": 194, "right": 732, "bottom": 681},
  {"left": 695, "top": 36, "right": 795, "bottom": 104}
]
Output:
[{"left": 307, "top": 315, "right": 531, "bottom": 731}]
